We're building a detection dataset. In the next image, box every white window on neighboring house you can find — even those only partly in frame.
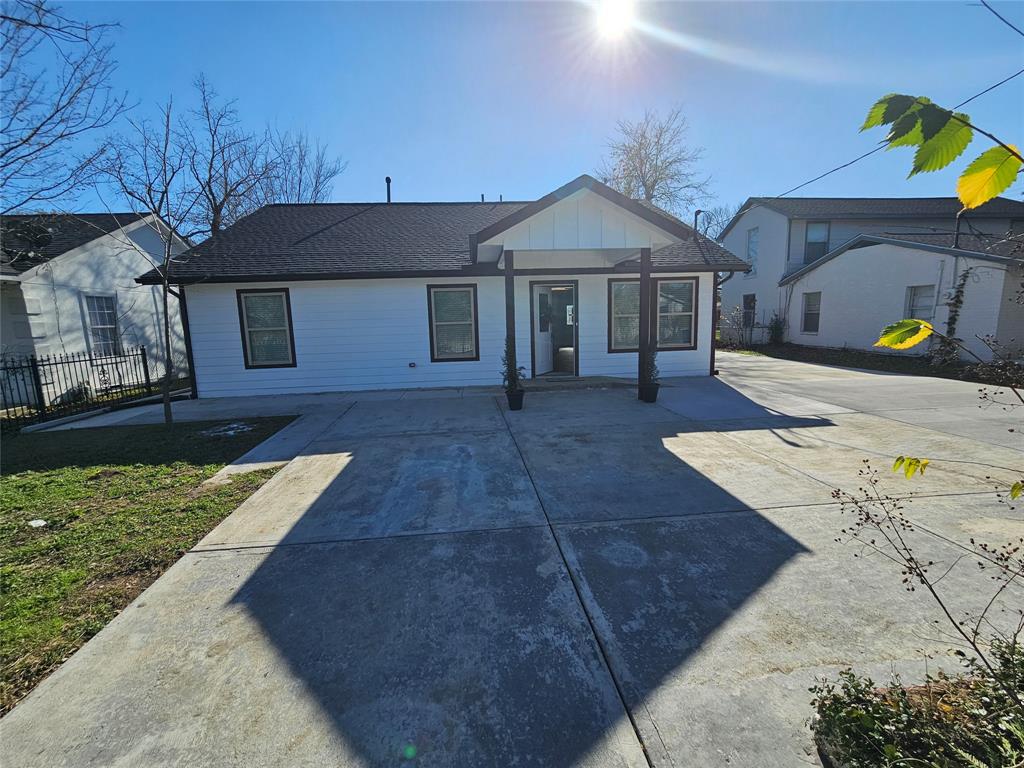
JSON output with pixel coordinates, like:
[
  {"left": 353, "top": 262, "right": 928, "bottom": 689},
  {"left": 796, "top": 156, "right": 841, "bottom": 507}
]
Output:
[
  {"left": 804, "top": 221, "right": 830, "bottom": 263},
  {"left": 745, "top": 227, "right": 758, "bottom": 276},
  {"left": 84, "top": 295, "right": 122, "bottom": 357},
  {"left": 905, "top": 284, "right": 936, "bottom": 320},
  {"left": 801, "top": 291, "right": 821, "bottom": 334}
]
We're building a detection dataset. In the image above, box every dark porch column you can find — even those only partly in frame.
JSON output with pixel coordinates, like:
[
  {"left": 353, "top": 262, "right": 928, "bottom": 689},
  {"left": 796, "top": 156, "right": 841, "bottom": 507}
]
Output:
[
  {"left": 638, "top": 247, "right": 652, "bottom": 395},
  {"left": 709, "top": 272, "right": 720, "bottom": 376},
  {"left": 504, "top": 249, "right": 516, "bottom": 373}
]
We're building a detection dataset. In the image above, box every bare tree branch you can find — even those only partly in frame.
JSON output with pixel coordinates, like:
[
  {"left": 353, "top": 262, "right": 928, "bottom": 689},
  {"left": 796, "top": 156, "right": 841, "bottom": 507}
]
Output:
[
  {"left": 264, "top": 129, "right": 346, "bottom": 204},
  {"left": 0, "top": 0, "right": 129, "bottom": 213},
  {"left": 597, "top": 106, "right": 711, "bottom": 214}
]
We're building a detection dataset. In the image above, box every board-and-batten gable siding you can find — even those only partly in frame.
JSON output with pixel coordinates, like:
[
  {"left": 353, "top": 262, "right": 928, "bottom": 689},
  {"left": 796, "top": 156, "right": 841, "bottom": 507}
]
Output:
[
  {"left": 185, "top": 272, "right": 711, "bottom": 397},
  {"left": 488, "top": 189, "right": 676, "bottom": 253},
  {"left": 781, "top": 242, "right": 1009, "bottom": 361},
  {"left": 720, "top": 205, "right": 790, "bottom": 327},
  {"left": 4, "top": 223, "right": 186, "bottom": 374}
]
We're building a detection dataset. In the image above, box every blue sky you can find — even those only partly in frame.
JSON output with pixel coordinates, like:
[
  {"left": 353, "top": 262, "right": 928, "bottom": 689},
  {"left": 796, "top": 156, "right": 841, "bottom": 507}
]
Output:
[{"left": 73, "top": 0, "right": 1024, "bottom": 211}]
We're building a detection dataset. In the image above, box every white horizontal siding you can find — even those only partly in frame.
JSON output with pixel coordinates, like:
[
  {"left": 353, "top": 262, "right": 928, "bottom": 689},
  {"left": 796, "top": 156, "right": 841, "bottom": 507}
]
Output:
[{"left": 186, "top": 273, "right": 712, "bottom": 397}]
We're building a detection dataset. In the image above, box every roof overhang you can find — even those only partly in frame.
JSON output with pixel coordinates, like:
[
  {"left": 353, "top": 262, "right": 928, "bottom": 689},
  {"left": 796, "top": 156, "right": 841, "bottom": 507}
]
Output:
[{"left": 779, "top": 233, "right": 1024, "bottom": 286}]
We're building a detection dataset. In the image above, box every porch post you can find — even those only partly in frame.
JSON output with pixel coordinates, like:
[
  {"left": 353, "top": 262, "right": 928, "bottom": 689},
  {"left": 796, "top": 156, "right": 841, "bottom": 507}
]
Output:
[
  {"left": 709, "top": 273, "right": 720, "bottom": 376},
  {"left": 638, "top": 247, "right": 652, "bottom": 395},
  {"left": 504, "top": 249, "right": 516, "bottom": 373}
]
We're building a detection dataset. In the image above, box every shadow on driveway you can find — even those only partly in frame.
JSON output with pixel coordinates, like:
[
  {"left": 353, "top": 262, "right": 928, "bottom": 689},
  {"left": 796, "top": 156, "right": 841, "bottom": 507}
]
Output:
[{"left": 226, "top": 386, "right": 820, "bottom": 765}]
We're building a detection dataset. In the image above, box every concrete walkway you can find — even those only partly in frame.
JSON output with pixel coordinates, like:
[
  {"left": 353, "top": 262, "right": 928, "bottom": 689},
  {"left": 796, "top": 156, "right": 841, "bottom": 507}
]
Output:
[{"left": 3, "top": 352, "right": 1021, "bottom": 767}]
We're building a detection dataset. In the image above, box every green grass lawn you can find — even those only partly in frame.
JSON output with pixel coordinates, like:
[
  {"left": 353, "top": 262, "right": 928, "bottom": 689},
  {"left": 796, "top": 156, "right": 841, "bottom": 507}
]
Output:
[{"left": 0, "top": 416, "right": 294, "bottom": 714}]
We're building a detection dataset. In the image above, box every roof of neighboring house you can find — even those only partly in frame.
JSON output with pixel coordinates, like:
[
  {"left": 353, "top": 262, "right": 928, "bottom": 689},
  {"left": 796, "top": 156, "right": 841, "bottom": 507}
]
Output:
[
  {"left": 0, "top": 212, "right": 147, "bottom": 275},
  {"left": 138, "top": 176, "right": 748, "bottom": 284},
  {"left": 779, "top": 232, "right": 1024, "bottom": 286},
  {"left": 720, "top": 195, "right": 1024, "bottom": 240}
]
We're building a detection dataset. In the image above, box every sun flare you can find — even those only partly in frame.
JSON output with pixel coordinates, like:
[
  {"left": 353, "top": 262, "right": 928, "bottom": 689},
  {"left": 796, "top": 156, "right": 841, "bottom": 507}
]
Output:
[{"left": 595, "top": 0, "right": 635, "bottom": 39}]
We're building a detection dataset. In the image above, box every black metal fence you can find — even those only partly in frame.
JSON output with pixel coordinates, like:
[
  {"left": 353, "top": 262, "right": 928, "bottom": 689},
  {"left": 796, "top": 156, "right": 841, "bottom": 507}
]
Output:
[{"left": 1, "top": 347, "right": 154, "bottom": 430}]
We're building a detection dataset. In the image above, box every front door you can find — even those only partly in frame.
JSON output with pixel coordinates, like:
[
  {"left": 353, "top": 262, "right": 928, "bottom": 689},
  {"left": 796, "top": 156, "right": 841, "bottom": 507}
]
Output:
[{"left": 530, "top": 282, "right": 578, "bottom": 377}]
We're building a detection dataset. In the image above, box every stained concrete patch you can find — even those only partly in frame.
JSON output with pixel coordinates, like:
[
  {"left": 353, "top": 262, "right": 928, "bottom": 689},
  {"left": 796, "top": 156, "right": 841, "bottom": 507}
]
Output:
[
  {"left": 197, "top": 428, "right": 545, "bottom": 548},
  {"left": 710, "top": 411, "right": 1019, "bottom": 497},
  {"left": 517, "top": 422, "right": 835, "bottom": 522},
  {"left": 657, "top": 376, "right": 852, "bottom": 421},
  {"left": 557, "top": 504, "right": 1022, "bottom": 766},
  {"left": 319, "top": 396, "right": 506, "bottom": 438},
  {"left": 0, "top": 528, "right": 646, "bottom": 768},
  {"left": 505, "top": 388, "right": 685, "bottom": 434}
]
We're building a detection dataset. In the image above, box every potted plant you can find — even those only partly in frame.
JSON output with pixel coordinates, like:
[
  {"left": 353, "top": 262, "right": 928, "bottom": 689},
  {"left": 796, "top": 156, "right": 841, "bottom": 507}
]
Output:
[
  {"left": 638, "top": 350, "right": 660, "bottom": 403},
  {"left": 501, "top": 338, "right": 526, "bottom": 410}
]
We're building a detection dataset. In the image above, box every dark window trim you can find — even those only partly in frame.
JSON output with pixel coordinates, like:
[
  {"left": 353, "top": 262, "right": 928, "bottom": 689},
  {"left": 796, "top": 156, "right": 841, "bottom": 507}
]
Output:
[
  {"left": 426, "top": 283, "right": 480, "bottom": 362},
  {"left": 607, "top": 278, "right": 639, "bottom": 354},
  {"left": 236, "top": 288, "right": 297, "bottom": 369},
  {"left": 529, "top": 280, "right": 579, "bottom": 378},
  {"left": 654, "top": 276, "right": 700, "bottom": 351},
  {"left": 606, "top": 276, "right": 699, "bottom": 353}
]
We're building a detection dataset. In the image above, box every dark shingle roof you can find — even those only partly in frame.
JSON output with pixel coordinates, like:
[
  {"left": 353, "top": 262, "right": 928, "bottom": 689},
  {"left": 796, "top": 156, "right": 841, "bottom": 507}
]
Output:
[
  {"left": 779, "top": 231, "right": 1024, "bottom": 286},
  {"left": 1, "top": 212, "right": 146, "bottom": 274},
  {"left": 140, "top": 193, "right": 748, "bottom": 284},
  {"left": 745, "top": 196, "right": 1024, "bottom": 219},
  {"left": 720, "top": 195, "right": 1024, "bottom": 240},
  {"left": 876, "top": 231, "right": 1024, "bottom": 259}
]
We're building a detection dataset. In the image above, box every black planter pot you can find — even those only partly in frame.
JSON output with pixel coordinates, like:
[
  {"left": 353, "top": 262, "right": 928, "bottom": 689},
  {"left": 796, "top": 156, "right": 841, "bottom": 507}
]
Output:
[
  {"left": 638, "top": 382, "right": 660, "bottom": 403},
  {"left": 505, "top": 389, "right": 525, "bottom": 411}
]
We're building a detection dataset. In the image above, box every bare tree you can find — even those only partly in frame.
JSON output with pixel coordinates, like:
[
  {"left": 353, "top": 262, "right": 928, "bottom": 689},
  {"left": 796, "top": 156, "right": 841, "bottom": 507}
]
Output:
[
  {"left": 264, "top": 129, "right": 346, "bottom": 203},
  {"left": 700, "top": 202, "right": 743, "bottom": 240},
  {"left": 102, "top": 99, "right": 202, "bottom": 425},
  {"left": 598, "top": 107, "right": 710, "bottom": 214},
  {"left": 182, "top": 75, "right": 275, "bottom": 238},
  {"left": 0, "top": 0, "right": 128, "bottom": 213}
]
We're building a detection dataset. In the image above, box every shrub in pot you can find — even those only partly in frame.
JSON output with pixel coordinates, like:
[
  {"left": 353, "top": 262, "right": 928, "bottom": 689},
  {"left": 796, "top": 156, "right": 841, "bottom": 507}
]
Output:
[
  {"left": 638, "top": 350, "right": 660, "bottom": 403},
  {"left": 501, "top": 338, "right": 526, "bottom": 410}
]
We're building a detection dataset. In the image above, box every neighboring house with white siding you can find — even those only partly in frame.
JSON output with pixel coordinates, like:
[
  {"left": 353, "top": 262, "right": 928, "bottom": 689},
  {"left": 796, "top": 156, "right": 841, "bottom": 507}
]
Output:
[
  {"left": 138, "top": 175, "right": 749, "bottom": 398},
  {"left": 718, "top": 196, "right": 1024, "bottom": 360},
  {"left": 1, "top": 212, "right": 189, "bottom": 375}
]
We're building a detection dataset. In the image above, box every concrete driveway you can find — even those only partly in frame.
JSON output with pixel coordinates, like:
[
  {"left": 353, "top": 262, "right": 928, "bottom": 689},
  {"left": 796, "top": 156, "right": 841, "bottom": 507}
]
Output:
[{"left": 3, "top": 352, "right": 1022, "bottom": 767}]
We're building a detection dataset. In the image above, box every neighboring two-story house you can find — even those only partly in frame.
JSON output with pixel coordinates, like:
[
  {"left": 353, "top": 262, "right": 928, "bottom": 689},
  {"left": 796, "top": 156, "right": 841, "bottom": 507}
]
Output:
[{"left": 719, "top": 197, "right": 1024, "bottom": 361}]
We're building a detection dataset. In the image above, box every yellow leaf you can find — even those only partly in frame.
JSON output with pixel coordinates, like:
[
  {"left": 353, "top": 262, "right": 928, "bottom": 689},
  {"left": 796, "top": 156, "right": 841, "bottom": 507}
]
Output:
[
  {"left": 957, "top": 145, "right": 1023, "bottom": 210},
  {"left": 875, "top": 319, "right": 934, "bottom": 350}
]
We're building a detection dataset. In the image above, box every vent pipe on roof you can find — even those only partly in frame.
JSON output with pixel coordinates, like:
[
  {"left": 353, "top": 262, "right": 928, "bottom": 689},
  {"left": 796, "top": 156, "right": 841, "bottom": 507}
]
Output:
[
  {"left": 692, "top": 209, "right": 704, "bottom": 240},
  {"left": 499, "top": 194, "right": 503, "bottom": 202},
  {"left": 481, "top": 194, "right": 485, "bottom": 202},
  {"left": 385, "top": 176, "right": 392, "bottom": 204}
]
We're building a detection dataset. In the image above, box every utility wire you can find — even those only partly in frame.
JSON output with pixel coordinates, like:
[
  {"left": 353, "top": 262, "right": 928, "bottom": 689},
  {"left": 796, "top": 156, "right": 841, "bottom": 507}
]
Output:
[
  {"left": 980, "top": 0, "right": 1024, "bottom": 38},
  {"left": 726, "top": 66, "right": 1024, "bottom": 224}
]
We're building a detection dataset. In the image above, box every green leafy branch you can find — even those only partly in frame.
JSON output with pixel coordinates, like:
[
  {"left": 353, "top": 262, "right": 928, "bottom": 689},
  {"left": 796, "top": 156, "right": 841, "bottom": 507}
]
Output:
[
  {"left": 862, "top": 94, "right": 1022, "bottom": 209},
  {"left": 875, "top": 319, "right": 1023, "bottom": 496}
]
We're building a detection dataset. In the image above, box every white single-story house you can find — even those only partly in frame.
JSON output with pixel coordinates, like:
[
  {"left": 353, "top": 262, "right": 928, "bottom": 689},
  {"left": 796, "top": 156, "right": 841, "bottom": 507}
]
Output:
[
  {"left": 777, "top": 233, "right": 1023, "bottom": 361},
  {"left": 139, "top": 175, "right": 749, "bottom": 397},
  {"left": 1, "top": 213, "right": 189, "bottom": 405}
]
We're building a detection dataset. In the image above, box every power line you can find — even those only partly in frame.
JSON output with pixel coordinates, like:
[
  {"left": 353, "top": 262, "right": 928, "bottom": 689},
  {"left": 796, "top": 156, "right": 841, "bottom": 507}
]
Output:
[
  {"left": 727, "top": 66, "right": 1024, "bottom": 225},
  {"left": 980, "top": 0, "right": 1024, "bottom": 38}
]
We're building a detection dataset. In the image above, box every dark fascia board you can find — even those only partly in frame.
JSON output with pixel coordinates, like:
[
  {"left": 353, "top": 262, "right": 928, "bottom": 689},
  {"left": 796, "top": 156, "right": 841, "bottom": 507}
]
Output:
[
  {"left": 717, "top": 197, "right": 773, "bottom": 241},
  {"left": 717, "top": 198, "right": 1021, "bottom": 243},
  {"left": 137, "top": 262, "right": 745, "bottom": 285},
  {"left": 469, "top": 174, "right": 699, "bottom": 261},
  {"left": 779, "top": 234, "right": 1024, "bottom": 287}
]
